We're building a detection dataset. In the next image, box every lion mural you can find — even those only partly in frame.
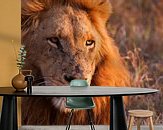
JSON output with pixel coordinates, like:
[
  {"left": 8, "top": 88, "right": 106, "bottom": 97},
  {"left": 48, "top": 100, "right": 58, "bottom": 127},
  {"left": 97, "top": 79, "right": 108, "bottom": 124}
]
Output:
[{"left": 21, "top": 0, "right": 130, "bottom": 125}]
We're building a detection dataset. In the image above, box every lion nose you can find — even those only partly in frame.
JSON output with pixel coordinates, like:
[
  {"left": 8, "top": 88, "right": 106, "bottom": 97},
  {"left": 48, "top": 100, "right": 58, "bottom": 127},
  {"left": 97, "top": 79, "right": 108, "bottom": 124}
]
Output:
[
  {"left": 64, "top": 75, "right": 75, "bottom": 82},
  {"left": 64, "top": 75, "right": 87, "bottom": 83}
]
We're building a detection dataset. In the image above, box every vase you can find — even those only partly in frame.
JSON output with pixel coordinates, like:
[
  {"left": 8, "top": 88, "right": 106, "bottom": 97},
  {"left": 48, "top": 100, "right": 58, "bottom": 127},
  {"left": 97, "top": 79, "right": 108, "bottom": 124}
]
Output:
[{"left": 11, "top": 71, "right": 27, "bottom": 91}]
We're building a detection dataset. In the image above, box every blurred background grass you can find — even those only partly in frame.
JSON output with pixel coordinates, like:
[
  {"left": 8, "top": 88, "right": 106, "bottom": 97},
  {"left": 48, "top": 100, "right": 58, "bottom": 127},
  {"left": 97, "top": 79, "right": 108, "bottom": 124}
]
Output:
[{"left": 109, "top": 0, "right": 163, "bottom": 124}]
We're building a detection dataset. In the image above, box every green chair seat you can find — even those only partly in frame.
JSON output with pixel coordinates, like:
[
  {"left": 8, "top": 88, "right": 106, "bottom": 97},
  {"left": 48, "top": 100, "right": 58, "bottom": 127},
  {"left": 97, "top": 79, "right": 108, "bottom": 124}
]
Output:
[
  {"left": 66, "top": 97, "right": 95, "bottom": 109},
  {"left": 65, "top": 79, "right": 95, "bottom": 109}
]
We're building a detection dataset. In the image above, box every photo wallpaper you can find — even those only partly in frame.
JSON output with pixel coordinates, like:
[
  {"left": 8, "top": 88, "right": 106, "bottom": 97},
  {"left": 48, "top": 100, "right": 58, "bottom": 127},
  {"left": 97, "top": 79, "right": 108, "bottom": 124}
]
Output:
[{"left": 21, "top": 0, "right": 163, "bottom": 125}]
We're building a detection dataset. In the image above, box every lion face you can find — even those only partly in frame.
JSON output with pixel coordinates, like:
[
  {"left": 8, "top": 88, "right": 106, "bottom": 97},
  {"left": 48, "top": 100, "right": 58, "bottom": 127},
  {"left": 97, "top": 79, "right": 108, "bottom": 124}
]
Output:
[
  {"left": 24, "top": 6, "right": 101, "bottom": 86},
  {"left": 23, "top": 5, "right": 104, "bottom": 111}
]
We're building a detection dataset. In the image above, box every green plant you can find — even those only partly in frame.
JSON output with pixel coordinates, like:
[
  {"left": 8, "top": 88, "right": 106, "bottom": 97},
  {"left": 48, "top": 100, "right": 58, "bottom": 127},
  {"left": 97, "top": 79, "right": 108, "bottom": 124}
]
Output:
[{"left": 16, "top": 45, "right": 27, "bottom": 71}]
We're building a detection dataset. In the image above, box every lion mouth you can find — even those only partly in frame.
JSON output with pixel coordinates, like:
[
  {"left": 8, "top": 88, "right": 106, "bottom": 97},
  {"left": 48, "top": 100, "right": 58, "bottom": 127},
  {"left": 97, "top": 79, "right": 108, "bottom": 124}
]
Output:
[
  {"left": 33, "top": 77, "right": 70, "bottom": 112},
  {"left": 51, "top": 97, "right": 68, "bottom": 112},
  {"left": 33, "top": 76, "right": 68, "bottom": 86},
  {"left": 33, "top": 76, "right": 91, "bottom": 112}
]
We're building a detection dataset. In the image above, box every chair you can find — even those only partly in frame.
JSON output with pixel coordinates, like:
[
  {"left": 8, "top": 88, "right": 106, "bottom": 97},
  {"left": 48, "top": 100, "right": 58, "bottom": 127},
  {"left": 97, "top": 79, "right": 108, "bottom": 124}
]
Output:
[
  {"left": 65, "top": 79, "right": 95, "bottom": 130},
  {"left": 128, "top": 109, "right": 154, "bottom": 130}
]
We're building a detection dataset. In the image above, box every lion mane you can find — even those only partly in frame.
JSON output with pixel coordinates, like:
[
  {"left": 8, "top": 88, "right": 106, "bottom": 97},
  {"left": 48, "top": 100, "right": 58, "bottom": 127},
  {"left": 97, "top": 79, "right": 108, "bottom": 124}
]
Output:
[{"left": 21, "top": 0, "right": 130, "bottom": 125}]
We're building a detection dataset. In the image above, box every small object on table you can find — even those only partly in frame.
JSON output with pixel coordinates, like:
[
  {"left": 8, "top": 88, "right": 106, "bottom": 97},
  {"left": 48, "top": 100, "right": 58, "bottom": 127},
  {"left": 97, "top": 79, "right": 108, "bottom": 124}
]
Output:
[
  {"left": 12, "top": 45, "right": 27, "bottom": 91},
  {"left": 25, "top": 75, "right": 34, "bottom": 94},
  {"left": 128, "top": 109, "right": 154, "bottom": 130},
  {"left": 11, "top": 72, "right": 27, "bottom": 91}
]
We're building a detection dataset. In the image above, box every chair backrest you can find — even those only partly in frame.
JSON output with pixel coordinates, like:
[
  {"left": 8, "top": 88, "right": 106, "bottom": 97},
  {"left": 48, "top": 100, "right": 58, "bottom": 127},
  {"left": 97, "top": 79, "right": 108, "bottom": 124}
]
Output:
[{"left": 70, "top": 79, "right": 89, "bottom": 87}]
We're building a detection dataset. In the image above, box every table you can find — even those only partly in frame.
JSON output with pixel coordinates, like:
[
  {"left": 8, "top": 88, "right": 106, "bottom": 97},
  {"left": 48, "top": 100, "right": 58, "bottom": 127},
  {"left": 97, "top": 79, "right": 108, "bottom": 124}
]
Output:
[{"left": 0, "top": 86, "right": 158, "bottom": 130}]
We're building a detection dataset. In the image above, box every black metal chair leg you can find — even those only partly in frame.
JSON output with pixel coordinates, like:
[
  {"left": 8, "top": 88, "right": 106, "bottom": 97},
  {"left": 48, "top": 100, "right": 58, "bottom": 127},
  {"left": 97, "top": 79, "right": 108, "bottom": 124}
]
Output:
[
  {"left": 87, "top": 109, "right": 95, "bottom": 130},
  {"left": 66, "top": 109, "right": 74, "bottom": 130}
]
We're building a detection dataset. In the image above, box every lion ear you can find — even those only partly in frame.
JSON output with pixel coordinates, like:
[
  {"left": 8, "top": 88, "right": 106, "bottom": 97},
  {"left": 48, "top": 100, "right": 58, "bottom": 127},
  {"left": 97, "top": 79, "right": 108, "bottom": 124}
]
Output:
[
  {"left": 21, "top": 0, "right": 53, "bottom": 35},
  {"left": 21, "top": 0, "right": 52, "bottom": 14},
  {"left": 72, "top": 0, "right": 112, "bottom": 23}
]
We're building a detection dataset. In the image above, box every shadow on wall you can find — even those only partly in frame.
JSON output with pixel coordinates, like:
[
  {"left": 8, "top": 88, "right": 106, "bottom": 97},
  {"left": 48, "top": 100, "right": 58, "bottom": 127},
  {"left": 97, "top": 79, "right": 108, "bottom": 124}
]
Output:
[{"left": 0, "top": 33, "right": 20, "bottom": 43}]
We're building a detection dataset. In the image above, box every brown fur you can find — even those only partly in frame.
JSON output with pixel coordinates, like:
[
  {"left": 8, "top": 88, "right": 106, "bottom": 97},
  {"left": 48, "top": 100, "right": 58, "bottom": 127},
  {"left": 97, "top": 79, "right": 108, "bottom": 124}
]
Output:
[{"left": 21, "top": 0, "right": 130, "bottom": 125}]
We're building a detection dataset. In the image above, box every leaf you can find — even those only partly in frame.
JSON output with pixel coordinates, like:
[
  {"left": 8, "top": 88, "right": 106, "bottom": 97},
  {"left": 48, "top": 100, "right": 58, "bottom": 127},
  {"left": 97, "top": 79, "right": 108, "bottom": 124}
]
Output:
[
  {"left": 19, "top": 50, "right": 23, "bottom": 53},
  {"left": 16, "top": 63, "right": 21, "bottom": 65},
  {"left": 16, "top": 45, "right": 27, "bottom": 69}
]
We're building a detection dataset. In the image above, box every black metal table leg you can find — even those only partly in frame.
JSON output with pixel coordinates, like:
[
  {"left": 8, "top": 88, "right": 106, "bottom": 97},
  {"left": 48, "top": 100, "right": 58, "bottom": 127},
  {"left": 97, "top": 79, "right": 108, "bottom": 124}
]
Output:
[
  {"left": 110, "top": 96, "right": 127, "bottom": 130},
  {"left": 0, "top": 96, "right": 18, "bottom": 130}
]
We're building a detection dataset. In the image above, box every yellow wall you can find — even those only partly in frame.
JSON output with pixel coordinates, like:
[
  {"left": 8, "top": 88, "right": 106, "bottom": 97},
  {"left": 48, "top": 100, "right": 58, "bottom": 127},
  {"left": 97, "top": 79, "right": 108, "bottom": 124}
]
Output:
[
  {"left": 0, "top": 0, "right": 21, "bottom": 85},
  {"left": 0, "top": 0, "right": 21, "bottom": 125}
]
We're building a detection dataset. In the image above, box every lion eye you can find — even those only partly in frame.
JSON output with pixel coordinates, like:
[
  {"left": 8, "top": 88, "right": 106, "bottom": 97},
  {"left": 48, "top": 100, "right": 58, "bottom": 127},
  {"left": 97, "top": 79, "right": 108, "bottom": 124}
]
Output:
[
  {"left": 86, "top": 40, "right": 95, "bottom": 49},
  {"left": 47, "top": 37, "right": 62, "bottom": 49}
]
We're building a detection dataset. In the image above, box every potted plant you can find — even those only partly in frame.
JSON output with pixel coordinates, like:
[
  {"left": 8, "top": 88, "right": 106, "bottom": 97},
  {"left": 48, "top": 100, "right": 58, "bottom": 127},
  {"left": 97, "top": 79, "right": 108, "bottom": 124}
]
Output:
[{"left": 11, "top": 45, "right": 28, "bottom": 91}]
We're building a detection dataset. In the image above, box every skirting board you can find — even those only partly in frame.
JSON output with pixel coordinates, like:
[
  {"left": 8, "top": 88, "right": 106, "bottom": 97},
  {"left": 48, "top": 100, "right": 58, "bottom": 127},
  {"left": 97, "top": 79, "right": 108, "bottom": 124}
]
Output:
[{"left": 20, "top": 125, "right": 163, "bottom": 130}]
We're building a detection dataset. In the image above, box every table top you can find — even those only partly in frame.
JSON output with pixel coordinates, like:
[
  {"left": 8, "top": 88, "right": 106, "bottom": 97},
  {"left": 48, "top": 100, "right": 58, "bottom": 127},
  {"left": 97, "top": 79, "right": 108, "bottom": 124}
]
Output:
[{"left": 0, "top": 86, "right": 159, "bottom": 97}]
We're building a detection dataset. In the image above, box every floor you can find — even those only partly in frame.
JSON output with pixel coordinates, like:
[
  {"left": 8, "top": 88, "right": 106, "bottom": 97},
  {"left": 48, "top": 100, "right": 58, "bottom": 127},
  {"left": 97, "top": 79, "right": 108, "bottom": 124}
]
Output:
[{"left": 19, "top": 125, "right": 163, "bottom": 130}]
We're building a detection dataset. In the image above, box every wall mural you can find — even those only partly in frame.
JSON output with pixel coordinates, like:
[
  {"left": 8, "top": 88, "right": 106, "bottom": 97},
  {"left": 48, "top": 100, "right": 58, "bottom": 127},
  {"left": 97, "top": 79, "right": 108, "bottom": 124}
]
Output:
[
  {"left": 21, "top": 0, "right": 163, "bottom": 125},
  {"left": 109, "top": 0, "right": 163, "bottom": 124}
]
